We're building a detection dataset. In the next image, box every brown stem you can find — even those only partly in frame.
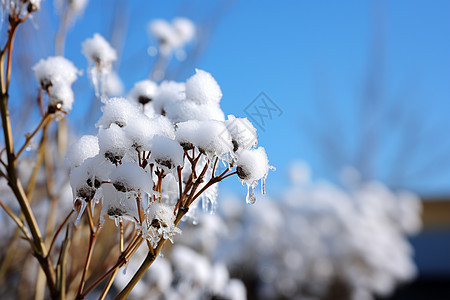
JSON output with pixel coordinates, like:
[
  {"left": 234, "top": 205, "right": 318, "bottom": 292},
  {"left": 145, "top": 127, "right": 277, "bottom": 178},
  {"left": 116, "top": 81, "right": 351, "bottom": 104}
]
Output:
[
  {"left": 25, "top": 131, "right": 46, "bottom": 200},
  {"left": 0, "top": 13, "right": 56, "bottom": 299},
  {"left": 114, "top": 209, "right": 186, "bottom": 300},
  {"left": 55, "top": 8, "right": 69, "bottom": 56},
  {"left": 47, "top": 210, "right": 74, "bottom": 256},
  {"left": 0, "top": 199, "right": 36, "bottom": 251},
  {"left": 81, "top": 236, "right": 144, "bottom": 298},
  {"left": 212, "top": 157, "right": 218, "bottom": 177},
  {"left": 119, "top": 219, "right": 124, "bottom": 253},
  {"left": 184, "top": 161, "right": 209, "bottom": 207},
  {"left": 76, "top": 209, "right": 98, "bottom": 298},
  {"left": 55, "top": 226, "right": 70, "bottom": 300},
  {"left": 81, "top": 261, "right": 122, "bottom": 299},
  {"left": 99, "top": 268, "right": 119, "bottom": 300},
  {"left": 16, "top": 113, "right": 52, "bottom": 158},
  {"left": 5, "top": 17, "right": 21, "bottom": 88}
]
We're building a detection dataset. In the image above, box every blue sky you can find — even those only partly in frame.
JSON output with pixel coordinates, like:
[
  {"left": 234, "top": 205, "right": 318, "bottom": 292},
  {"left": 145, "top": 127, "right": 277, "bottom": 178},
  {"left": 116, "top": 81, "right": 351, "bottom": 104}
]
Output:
[{"left": 8, "top": 0, "right": 450, "bottom": 197}]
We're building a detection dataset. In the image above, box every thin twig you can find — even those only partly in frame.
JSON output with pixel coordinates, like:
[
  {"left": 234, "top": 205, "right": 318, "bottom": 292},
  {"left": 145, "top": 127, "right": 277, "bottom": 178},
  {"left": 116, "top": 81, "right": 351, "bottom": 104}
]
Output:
[
  {"left": 55, "top": 226, "right": 70, "bottom": 300},
  {"left": 119, "top": 219, "right": 124, "bottom": 253},
  {"left": 0, "top": 13, "right": 56, "bottom": 298},
  {"left": 16, "top": 113, "right": 52, "bottom": 158},
  {"left": 0, "top": 199, "right": 36, "bottom": 252},
  {"left": 47, "top": 210, "right": 74, "bottom": 256},
  {"left": 81, "top": 235, "right": 143, "bottom": 298},
  {"left": 99, "top": 268, "right": 119, "bottom": 300},
  {"left": 76, "top": 207, "right": 98, "bottom": 298},
  {"left": 114, "top": 209, "right": 186, "bottom": 300}
]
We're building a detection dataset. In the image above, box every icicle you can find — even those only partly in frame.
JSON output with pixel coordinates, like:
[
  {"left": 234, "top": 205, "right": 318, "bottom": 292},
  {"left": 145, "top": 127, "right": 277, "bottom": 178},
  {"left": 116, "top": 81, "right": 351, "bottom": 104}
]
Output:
[
  {"left": 90, "top": 196, "right": 96, "bottom": 213},
  {"left": 89, "top": 67, "right": 100, "bottom": 98},
  {"left": 75, "top": 200, "right": 88, "bottom": 226},
  {"left": 209, "top": 201, "right": 217, "bottom": 214},
  {"left": 261, "top": 174, "right": 267, "bottom": 195},
  {"left": 114, "top": 216, "right": 120, "bottom": 227},
  {"left": 201, "top": 196, "right": 206, "bottom": 212},
  {"left": 245, "top": 184, "right": 256, "bottom": 205},
  {"left": 29, "top": 14, "right": 39, "bottom": 30}
]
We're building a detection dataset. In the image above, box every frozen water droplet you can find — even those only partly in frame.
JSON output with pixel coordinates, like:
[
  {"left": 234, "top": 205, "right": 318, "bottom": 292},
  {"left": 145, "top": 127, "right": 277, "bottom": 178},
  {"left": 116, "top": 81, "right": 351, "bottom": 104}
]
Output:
[
  {"left": 25, "top": 146, "right": 32, "bottom": 152},
  {"left": 114, "top": 217, "right": 120, "bottom": 227},
  {"left": 147, "top": 46, "right": 158, "bottom": 57},
  {"left": 122, "top": 265, "right": 128, "bottom": 275},
  {"left": 245, "top": 185, "right": 256, "bottom": 205},
  {"left": 192, "top": 218, "right": 198, "bottom": 225}
]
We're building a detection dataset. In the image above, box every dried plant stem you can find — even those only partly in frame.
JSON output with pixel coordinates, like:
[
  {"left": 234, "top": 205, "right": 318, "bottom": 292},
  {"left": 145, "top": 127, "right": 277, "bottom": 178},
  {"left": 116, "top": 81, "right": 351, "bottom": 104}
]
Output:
[
  {"left": 81, "top": 235, "right": 144, "bottom": 298},
  {"left": 0, "top": 199, "right": 36, "bottom": 252},
  {"left": 43, "top": 123, "right": 58, "bottom": 245},
  {"left": 36, "top": 123, "right": 60, "bottom": 300},
  {"left": 76, "top": 207, "right": 99, "bottom": 298},
  {"left": 26, "top": 132, "right": 46, "bottom": 200},
  {"left": 114, "top": 239, "right": 165, "bottom": 299},
  {"left": 119, "top": 219, "right": 124, "bottom": 253},
  {"left": 184, "top": 161, "right": 209, "bottom": 207},
  {"left": 48, "top": 210, "right": 74, "bottom": 256},
  {"left": 15, "top": 113, "right": 52, "bottom": 158},
  {"left": 55, "top": 227, "right": 70, "bottom": 300},
  {"left": 0, "top": 125, "right": 49, "bottom": 278},
  {"left": 98, "top": 268, "right": 119, "bottom": 300},
  {"left": 55, "top": 8, "right": 70, "bottom": 56},
  {"left": 0, "top": 16, "right": 57, "bottom": 298},
  {"left": 114, "top": 157, "right": 239, "bottom": 299},
  {"left": 114, "top": 209, "right": 187, "bottom": 300},
  {"left": 81, "top": 257, "right": 123, "bottom": 299}
]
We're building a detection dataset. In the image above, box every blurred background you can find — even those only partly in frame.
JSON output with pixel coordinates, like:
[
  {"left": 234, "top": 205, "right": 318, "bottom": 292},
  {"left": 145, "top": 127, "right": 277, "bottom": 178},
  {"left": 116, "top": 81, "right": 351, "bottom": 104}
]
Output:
[{"left": 3, "top": 0, "right": 450, "bottom": 299}]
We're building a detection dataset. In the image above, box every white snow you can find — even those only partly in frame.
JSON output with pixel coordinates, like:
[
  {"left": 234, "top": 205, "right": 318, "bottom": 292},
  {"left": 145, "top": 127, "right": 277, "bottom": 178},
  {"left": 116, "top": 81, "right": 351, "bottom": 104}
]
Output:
[
  {"left": 82, "top": 33, "right": 117, "bottom": 97},
  {"left": 104, "top": 71, "right": 124, "bottom": 97},
  {"left": 149, "top": 135, "right": 184, "bottom": 170},
  {"left": 128, "top": 80, "right": 158, "bottom": 105},
  {"left": 110, "top": 162, "right": 153, "bottom": 195},
  {"left": 225, "top": 115, "right": 257, "bottom": 151},
  {"left": 144, "top": 202, "right": 181, "bottom": 246},
  {"left": 33, "top": 56, "right": 79, "bottom": 88},
  {"left": 48, "top": 83, "right": 74, "bottom": 112},
  {"left": 66, "top": 135, "right": 99, "bottom": 168},
  {"left": 185, "top": 69, "right": 222, "bottom": 105},
  {"left": 100, "top": 184, "right": 139, "bottom": 225},
  {"left": 165, "top": 100, "right": 225, "bottom": 123},
  {"left": 175, "top": 120, "right": 232, "bottom": 158},
  {"left": 81, "top": 33, "right": 117, "bottom": 67},
  {"left": 236, "top": 147, "right": 270, "bottom": 184},
  {"left": 148, "top": 18, "right": 195, "bottom": 56},
  {"left": 172, "top": 18, "right": 195, "bottom": 44},
  {"left": 152, "top": 81, "right": 185, "bottom": 115},
  {"left": 97, "top": 123, "right": 130, "bottom": 163},
  {"left": 96, "top": 97, "right": 141, "bottom": 128}
]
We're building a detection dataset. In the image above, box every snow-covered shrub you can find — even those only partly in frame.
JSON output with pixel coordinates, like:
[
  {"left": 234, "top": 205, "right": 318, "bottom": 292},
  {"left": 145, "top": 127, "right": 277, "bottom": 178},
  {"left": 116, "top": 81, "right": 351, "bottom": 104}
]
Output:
[
  {"left": 114, "top": 242, "right": 247, "bottom": 300},
  {"left": 149, "top": 17, "right": 195, "bottom": 57},
  {"left": 82, "top": 33, "right": 117, "bottom": 97},
  {"left": 216, "top": 162, "right": 422, "bottom": 300},
  {"left": 33, "top": 56, "right": 80, "bottom": 112},
  {"left": 69, "top": 69, "right": 273, "bottom": 245},
  {"left": 0, "top": 4, "right": 269, "bottom": 299}
]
